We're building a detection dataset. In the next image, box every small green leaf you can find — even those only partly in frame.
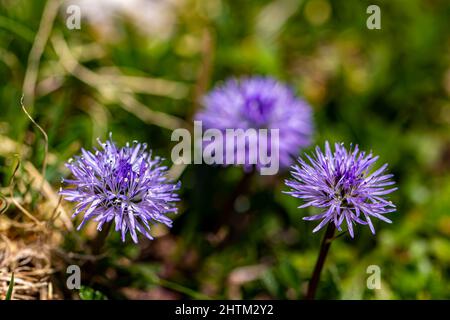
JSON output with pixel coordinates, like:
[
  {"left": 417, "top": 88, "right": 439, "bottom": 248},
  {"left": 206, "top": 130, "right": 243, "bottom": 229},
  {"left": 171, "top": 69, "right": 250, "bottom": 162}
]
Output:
[{"left": 79, "top": 286, "right": 107, "bottom": 300}]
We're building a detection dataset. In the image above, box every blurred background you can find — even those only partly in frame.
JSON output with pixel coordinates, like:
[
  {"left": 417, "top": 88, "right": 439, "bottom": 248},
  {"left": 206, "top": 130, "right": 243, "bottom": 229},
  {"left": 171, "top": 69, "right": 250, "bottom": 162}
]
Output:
[{"left": 0, "top": 0, "right": 449, "bottom": 299}]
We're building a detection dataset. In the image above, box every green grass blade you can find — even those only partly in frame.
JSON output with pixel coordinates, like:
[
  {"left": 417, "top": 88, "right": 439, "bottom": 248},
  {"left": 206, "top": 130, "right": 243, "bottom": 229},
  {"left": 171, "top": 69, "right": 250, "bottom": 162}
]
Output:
[{"left": 5, "top": 273, "right": 14, "bottom": 300}]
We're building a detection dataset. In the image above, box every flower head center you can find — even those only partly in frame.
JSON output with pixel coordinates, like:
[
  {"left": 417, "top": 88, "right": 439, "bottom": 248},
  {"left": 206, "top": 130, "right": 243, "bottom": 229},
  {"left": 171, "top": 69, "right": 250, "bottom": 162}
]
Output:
[
  {"left": 104, "top": 158, "right": 142, "bottom": 202},
  {"left": 244, "top": 97, "right": 272, "bottom": 126},
  {"left": 333, "top": 173, "right": 360, "bottom": 208}
]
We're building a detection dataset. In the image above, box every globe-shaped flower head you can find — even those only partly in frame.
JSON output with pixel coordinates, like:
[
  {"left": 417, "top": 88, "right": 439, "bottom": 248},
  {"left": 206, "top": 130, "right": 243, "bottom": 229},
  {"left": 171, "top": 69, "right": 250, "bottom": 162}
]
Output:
[
  {"left": 196, "top": 76, "right": 313, "bottom": 171},
  {"left": 60, "top": 135, "right": 180, "bottom": 243},
  {"left": 285, "top": 142, "right": 397, "bottom": 237}
]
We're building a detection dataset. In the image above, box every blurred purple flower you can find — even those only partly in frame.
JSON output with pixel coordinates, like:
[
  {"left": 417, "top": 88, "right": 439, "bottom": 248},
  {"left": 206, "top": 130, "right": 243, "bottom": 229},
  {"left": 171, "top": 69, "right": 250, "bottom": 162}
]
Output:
[
  {"left": 60, "top": 135, "right": 180, "bottom": 243},
  {"left": 285, "top": 142, "right": 397, "bottom": 237},
  {"left": 196, "top": 76, "right": 313, "bottom": 171}
]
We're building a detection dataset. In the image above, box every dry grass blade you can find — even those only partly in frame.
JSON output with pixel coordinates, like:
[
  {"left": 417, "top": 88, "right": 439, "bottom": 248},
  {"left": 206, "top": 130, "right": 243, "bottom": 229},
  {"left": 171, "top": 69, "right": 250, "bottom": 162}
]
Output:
[
  {"left": 0, "top": 193, "right": 9, "bottom": 215},
  {"left": 50, "top": 32, "right": 189, "bottom": 131},
  {"left": 0, "top": 236, "right": 54, "bottom": 300},
  {"left": 24, "top": 161, "right": 72, "bottom": 231},
  {"left": 0, "top": 134, "right": 30, "bottom": 157},
  {"left": 7, "top": 159, "right": 42, "bottom": 226},
  {"left": 21, "top": 0, "right": 60, "bottom": 109},
  {"left": 20, "top": 95, "right": 48, "bottom": 193},
  {"left": 117, "top": 93, "right": 189, "bottom": 131}
]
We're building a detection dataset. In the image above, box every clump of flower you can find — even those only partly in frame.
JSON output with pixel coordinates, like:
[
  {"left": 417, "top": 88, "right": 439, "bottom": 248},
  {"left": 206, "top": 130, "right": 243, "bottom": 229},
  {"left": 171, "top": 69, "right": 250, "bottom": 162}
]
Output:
[
  {"left": 196, "top": 76, "right": 313, "bottom": 171},
  {"left": 60, "top": 135, "right": 180, "bottom": 243},
  {"left": 285, "top": 142, "right": 397, "bottom": 237}
]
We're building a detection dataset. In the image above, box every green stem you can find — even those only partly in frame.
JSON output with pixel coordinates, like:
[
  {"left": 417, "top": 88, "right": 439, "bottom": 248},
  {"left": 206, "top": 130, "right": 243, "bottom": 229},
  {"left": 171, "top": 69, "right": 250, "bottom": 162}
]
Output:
[
  {"left": 306, "top": 223, "right": 336, "bottom": 300},
  {"left": 91, "top": 223, "right": 112, "bottom": 255}
]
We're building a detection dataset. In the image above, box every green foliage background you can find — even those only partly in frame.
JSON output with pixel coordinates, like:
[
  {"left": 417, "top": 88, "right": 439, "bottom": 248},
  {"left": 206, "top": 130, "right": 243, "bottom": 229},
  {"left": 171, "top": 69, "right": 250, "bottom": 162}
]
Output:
[{"left": 0, "top": 0, "right": 449, "bottom": 299}]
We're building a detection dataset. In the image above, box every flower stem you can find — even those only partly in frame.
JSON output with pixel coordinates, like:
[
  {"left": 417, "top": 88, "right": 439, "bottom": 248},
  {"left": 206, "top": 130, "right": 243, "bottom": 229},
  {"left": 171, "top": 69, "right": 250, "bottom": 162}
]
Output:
[
  {"left": 306, "top": 223, "right": 336, "bottom": 300},
  {"left": 213, "top": 169, "right": 255, "bottom": 247},
  {"left": 83, "top": 223, "right": 113, "bottom": 284},
  {"left": 217, "top": 170, "right": 254, "bottom": 225},
  {"left": 91, "top": 223, "right": 112, "bottom": 255}
]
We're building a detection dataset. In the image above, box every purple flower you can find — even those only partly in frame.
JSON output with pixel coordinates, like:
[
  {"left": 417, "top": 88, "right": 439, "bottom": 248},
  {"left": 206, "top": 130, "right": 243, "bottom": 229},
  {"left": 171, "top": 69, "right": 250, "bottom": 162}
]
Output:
[
  {"left": 196, "top": 76, "right": 313, "bottom": 171},
  {"left": 60, "top": 135, "right": 180, "bottom": 243},
  {"left": 285, "top": 142, "right": 397, "bottom": 237}
]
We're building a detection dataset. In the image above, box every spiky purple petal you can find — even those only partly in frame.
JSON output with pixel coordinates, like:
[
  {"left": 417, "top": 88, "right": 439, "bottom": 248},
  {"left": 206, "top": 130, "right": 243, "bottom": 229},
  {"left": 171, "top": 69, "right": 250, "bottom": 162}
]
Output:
[
  {"left": 285, "top": 142, "right": 396, "bottom": 237},
  {"left": 196, "top": 76, "right": 313, "bottom": 170},
  {"left": 60, "top": 135, "right": 180, "bottom": 243}
]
